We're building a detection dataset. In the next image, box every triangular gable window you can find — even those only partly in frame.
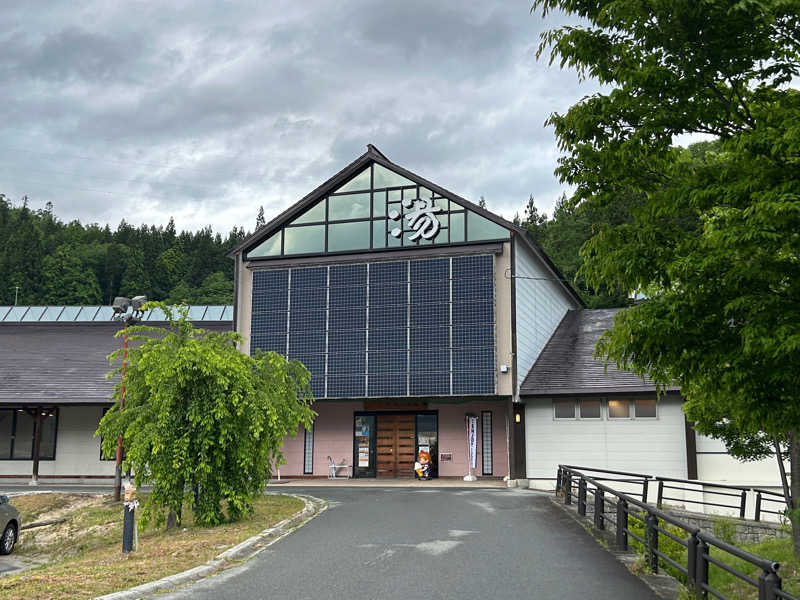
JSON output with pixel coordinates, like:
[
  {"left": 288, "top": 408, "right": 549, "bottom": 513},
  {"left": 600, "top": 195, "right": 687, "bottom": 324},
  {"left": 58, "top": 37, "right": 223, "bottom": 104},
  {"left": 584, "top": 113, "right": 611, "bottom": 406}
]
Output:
[{"left": 246, "top": 162, "right": 509, "bottom": 259}]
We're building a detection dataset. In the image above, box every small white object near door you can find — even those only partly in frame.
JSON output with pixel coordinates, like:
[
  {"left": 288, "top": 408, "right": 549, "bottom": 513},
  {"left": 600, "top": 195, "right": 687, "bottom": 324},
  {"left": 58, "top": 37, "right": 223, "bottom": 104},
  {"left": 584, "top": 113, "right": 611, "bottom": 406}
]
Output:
[{"left": 327, "top": 456, "right": 352, "bottom": 479}]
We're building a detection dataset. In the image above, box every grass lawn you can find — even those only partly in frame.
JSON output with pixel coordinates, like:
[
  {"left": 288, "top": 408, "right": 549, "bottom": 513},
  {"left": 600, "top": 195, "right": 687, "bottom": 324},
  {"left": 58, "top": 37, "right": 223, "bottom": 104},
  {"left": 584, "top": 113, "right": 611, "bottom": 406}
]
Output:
[
  {"left": 627, "top": 517, "right": 799, "bottom": 599},
  {"left": 0, "top": 492, "right": 305, "bottom": 600},
  {"left": 705, "top": 536, "right": 799, "bottom": 599}
]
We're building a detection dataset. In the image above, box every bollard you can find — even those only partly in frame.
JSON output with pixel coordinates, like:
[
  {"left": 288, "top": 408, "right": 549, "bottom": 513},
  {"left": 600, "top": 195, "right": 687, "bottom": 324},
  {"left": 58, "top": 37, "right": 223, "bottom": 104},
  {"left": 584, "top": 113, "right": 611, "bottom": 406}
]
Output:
[
  {"left": 645, "top": 512, "right": 658, "bottom": 573},
  {"left": 695, "top": 539, "right": 709, "bottom": 599},
  {"left": 687, "top": 532, "right": 698, "bottom": 589},
  {"left": 594, "top": 488, "right": 605, "bottom": 530},
  {"left": 758, "top": 570, "right": 782, "bottom": 600},
  {"left": 565, "top": 473, "right": 572, "bottom": 505},
  {"left": 578, "top": 478, "right": 587, "bottom": 516},
  {"left": 122, "top": 481, "right": 138, "bottom": 553},
  {"left": 616, "top": 499, "right": 628, "bottom": 550}
]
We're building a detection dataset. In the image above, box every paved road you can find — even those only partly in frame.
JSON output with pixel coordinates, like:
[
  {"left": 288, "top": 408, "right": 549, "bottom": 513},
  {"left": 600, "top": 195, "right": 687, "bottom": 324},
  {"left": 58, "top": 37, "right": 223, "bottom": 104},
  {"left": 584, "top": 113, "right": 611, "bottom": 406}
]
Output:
[{"left": 160, "top": 487, "right": 657, "bottom": 600}]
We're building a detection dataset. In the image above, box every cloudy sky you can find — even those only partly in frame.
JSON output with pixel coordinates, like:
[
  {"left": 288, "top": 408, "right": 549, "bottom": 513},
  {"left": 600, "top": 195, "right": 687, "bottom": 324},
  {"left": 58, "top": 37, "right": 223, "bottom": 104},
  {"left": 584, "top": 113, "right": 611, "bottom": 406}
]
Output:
[{"left": 0, "top": 2, "right": 595, "bottom": 235}]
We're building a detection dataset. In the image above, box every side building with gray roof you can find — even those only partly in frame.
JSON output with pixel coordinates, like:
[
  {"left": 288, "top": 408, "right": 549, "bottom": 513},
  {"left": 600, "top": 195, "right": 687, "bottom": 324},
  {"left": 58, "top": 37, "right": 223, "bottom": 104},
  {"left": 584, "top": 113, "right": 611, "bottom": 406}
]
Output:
[{"left": 0, "top": 307, "right": 231, "bottom": 483}]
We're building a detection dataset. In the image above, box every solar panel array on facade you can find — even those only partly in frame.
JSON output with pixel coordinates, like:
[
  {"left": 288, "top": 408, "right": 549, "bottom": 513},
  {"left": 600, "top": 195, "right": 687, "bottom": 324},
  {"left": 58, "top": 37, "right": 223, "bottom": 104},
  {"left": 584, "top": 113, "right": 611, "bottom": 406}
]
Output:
[{"left": 249, "top": 254, "right": 496, "bottom": 398}]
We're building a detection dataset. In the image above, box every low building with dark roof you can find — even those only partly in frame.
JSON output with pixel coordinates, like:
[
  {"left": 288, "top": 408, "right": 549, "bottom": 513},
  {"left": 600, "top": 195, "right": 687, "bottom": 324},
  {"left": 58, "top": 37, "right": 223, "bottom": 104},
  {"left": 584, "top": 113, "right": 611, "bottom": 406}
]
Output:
[
  {"left": 0, "top": 306, "right": 230, "bottom": 482},
  {"left": 519, "top": 308, "right": 781, "bottom": 491}
]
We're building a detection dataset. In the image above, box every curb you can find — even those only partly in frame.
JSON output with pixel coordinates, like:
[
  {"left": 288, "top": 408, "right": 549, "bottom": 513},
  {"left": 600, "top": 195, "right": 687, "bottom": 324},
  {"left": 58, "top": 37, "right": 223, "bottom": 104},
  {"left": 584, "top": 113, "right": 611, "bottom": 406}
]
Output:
[{"left": 93, "top": 492, "right": 327, "bottom": 600}]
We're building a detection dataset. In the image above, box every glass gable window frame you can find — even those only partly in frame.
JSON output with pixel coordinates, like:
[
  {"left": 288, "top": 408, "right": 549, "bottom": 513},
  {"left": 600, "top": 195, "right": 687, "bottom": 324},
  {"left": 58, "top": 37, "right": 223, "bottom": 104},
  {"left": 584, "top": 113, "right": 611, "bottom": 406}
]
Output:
[
  {"left": 0, "top": 408, "right": 58, "bottom": 460},
  {"left": 245, "top": 165, "right": 510, "bottom": 260}
]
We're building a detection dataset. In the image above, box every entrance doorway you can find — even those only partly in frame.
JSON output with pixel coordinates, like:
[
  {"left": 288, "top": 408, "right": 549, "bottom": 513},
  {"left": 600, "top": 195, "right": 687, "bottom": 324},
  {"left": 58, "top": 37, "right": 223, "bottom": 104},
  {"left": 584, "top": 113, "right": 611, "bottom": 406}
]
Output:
[
  {"left": 377, "top": 414, "right": 415, "bottom": 477},
  {"left": 353, "top": 411, "right": 439, "bottom": 478}
]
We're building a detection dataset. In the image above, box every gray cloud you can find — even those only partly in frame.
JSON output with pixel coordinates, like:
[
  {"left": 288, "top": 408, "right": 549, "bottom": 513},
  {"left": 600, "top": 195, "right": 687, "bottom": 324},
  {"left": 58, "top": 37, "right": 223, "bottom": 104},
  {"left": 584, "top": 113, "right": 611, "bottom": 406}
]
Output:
[{"left": 0, "top": 1, "right": 594, "bottom": 234}]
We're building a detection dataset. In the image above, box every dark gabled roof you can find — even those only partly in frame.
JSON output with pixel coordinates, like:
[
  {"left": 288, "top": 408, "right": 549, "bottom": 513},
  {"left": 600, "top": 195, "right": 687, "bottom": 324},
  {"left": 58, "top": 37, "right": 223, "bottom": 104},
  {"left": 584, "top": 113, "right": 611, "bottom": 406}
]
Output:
[
  {"left": 520, "top": 308, "right": 680, "bottom": 397},
  {"left": 227, "top": 144, "right": 584, "bottom": 307},
  {"left": 0, "top": 321, "right": 231, "bottom": 405}
]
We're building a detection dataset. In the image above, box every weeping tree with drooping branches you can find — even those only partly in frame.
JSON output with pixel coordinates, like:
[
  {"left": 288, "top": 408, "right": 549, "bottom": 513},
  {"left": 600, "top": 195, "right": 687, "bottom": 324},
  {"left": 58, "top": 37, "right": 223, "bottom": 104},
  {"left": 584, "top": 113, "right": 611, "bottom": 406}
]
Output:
[{"left": 97, "top": 303, "right": 315, "bottom": 528}]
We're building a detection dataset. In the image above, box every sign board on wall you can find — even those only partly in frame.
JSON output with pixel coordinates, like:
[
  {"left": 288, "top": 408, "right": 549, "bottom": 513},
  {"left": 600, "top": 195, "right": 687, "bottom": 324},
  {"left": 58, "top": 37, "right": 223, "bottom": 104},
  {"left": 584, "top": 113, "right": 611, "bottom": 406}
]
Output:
[{"left": 467, "top": 415, "right": 478, "bottom": 470}]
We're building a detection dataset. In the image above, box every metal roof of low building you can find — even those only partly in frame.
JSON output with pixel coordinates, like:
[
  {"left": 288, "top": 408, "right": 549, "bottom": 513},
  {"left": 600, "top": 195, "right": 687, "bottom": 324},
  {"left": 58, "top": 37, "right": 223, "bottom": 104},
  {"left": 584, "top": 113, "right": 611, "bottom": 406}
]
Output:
[
  {"left": 520, "top": 308, "right": 679, "bottom": 397},
  {"left": 0, "top": 305, "right": 233, "bottom": 323},
  {"left": 0, "top": 311, "right": 232, "bottom": 405}
]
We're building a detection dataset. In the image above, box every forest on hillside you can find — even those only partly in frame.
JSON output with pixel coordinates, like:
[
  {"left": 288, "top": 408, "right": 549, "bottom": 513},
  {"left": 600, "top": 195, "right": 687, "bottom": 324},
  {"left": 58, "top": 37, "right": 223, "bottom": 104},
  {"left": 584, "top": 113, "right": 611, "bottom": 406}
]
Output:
[
  {"left": 0, "top": 193, "right": 631, "bottom": 309},
  {"left": 0, "top": 194, "right": 246, "bottom": 306}
]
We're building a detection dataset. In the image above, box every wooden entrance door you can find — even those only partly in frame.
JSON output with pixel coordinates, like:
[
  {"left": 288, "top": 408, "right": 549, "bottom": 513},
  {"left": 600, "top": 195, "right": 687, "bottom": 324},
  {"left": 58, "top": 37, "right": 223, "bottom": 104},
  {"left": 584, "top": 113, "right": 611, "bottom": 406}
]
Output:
[{"left": 376, "top": 414, "right": 415, "bottom": 478}]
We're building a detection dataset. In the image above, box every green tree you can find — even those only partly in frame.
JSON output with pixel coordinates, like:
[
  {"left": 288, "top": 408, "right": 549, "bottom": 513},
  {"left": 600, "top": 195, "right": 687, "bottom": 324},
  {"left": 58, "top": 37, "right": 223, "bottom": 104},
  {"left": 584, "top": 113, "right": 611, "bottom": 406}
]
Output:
[
  {"left": 40, "top": 244, "right": 102, "bottom": 304},
  {"left": 521, "top": 193, "right": 632, "bottom": 308},
  {"left": 97, "top": 304, "right": 315, "bottom": 527},
  {"left": 118, "top": 249, "right": 151, "bottom": 299},
  {"left": 534, "top": 0, "right": 800, "bottom": 552},
  {"left": 165, "top": 280, "right": 195, "bottom": 305},
  {"left": 195, "top": 271, "right": 233, "bottom": 304}
]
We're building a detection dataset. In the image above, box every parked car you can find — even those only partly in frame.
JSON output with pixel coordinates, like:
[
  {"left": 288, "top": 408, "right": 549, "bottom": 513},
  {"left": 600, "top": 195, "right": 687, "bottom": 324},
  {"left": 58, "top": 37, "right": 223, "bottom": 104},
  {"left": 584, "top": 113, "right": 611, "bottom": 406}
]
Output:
[{"left": 0, "top": 495, "right": 20, "bottom": 555}]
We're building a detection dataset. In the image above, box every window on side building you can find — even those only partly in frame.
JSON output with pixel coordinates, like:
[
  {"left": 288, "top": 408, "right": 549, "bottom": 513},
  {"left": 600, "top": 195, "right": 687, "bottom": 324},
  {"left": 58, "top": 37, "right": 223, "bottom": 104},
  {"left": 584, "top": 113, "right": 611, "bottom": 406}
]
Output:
[
  {"left": 0, "top": 410, "right": 12, "bottom": 459},
  {"left": 553, "top": 399, "right": 575, "bottom": 419},
  {"left": 579, "top": 399, "right": 602, "bottom": 419},
  {"left": 608, "top": 399, "right": 631, "bottom": 419},
  {"left": 634, "top": 398, "right": 657, "bottom": 418},
  {"left": 2, "top": 408, "right": 58, "bottom": 460}
]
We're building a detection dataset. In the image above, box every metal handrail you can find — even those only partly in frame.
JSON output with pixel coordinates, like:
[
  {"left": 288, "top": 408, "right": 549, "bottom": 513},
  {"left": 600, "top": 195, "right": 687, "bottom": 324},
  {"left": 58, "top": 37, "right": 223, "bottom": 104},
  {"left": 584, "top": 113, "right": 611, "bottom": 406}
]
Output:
[
  {"left": 556, "top": 465, "right": 791, "bottom": 600},
  {"left": 655, "top": 475, "right": 785, "bottom": 498},
  {"left": 560, "top": 464, "right": 652, "bottom": 479}
]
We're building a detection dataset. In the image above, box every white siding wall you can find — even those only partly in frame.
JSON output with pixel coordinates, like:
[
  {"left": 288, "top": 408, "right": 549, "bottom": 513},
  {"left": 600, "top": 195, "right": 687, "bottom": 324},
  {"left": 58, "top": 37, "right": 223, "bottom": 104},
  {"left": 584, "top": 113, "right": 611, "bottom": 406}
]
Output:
[
  {"left": 525, "top": 396, "right": 688, "bottom": 489},
  {"left": 696, "top": 433, "right": 786, "bottom": 487},
  {"left": 0, "top": 405, "right": 115, "bottom": 479},
  {"left": 514, "top": 239, "right": 577, "bottom": 390}
]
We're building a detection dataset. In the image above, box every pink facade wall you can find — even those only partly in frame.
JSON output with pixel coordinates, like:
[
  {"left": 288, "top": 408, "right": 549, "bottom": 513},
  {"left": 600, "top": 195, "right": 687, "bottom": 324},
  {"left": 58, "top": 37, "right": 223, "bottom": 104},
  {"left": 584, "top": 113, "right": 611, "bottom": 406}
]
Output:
[
  {"left": 278, "top": 401, "right": 364, "bottom": 477},
  {"left": 430, "top": 401, "right": 508, "bottom": 478},
  {"left": 277, "top": 400, "right": 507, "bottom": 478}
]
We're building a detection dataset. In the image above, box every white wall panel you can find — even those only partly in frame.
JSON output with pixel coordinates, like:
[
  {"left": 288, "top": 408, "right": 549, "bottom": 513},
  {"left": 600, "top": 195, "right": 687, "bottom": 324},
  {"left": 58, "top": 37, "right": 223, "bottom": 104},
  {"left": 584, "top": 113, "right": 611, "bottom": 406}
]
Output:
[
  {"left": 525, "top": 396, "right": 688, "bottom": 489},
  {"left": 513, "top": 240, "right": 577, "bottom": 390}
]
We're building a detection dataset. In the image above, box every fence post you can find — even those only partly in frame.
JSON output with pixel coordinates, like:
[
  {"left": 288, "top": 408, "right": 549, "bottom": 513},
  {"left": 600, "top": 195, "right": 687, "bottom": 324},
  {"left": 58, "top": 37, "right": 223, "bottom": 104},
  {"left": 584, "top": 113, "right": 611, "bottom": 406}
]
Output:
[
  {"left": 594, "top": 488, "right": 605, "bottom": 530},
  {"left": 687, "top": 531, "right": 698, "bottom": 589},
  {"left": 578, "top": 477, "right": 587, "bottom": 516},
  {"left": 755, "top": 492, "right": 762, "bottom": 522},
  {"left": 616, "top": 499, "right": 628, "bottom": 550},
  {"left": 556, "top": 467, "right": 562, "bottom": 494},
  {"left": 645, "top": 512, "right": 658, "bottom": 573},
  {"left": 657, "top": 479, "right": 665, "bottom": 509},
  {"left": 695, "top": 539, "right": 709, "bottom": 600},
  {"left": 758, "top": 570, "right": 782, "bottom": 600},
  {"left": 564, "top": 472, "right": 572, "bottom": 505},
  {"left": 739, "top": 490, "right": 747, "bottom": 519}
]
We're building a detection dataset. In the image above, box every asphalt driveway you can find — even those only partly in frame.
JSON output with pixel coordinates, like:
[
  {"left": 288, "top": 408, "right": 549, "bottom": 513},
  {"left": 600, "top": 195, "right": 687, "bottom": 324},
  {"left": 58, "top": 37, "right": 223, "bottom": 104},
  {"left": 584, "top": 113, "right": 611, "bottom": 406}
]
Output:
[{"left": 160, "top": 486, "right": 657, "bottom": 600}]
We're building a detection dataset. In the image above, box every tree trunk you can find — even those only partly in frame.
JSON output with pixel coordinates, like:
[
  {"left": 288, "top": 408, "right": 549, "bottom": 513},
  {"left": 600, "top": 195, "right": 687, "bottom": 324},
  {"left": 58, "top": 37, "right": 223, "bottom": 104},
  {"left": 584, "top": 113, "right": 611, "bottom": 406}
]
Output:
[
  {"left": 790, "top": 431, "right": 800, "bottom": 557},
  {"left": 166, "top": 511, "right": 178, "bottom": 531}
]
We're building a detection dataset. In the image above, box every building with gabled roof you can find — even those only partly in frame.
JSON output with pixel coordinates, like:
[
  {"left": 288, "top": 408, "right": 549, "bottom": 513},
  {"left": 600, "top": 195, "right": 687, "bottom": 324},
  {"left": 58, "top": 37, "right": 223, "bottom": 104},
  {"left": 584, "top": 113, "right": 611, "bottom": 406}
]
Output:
[
  {"left": 1, "top": 146, "right": 778, "bottom": 492},
  {"left": 229, "top": 144, "right": 583, "bottom": 479}
]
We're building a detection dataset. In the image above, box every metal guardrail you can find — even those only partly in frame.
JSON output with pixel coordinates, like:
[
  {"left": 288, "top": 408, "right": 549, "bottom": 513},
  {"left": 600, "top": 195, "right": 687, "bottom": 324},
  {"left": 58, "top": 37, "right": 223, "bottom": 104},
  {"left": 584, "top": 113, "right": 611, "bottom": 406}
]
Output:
[
  {"left": 558, "top": 464, "right": 788, "bottom": 522},
  {"left": 557, "top": 465, "right": 793, "bottom": 600}
]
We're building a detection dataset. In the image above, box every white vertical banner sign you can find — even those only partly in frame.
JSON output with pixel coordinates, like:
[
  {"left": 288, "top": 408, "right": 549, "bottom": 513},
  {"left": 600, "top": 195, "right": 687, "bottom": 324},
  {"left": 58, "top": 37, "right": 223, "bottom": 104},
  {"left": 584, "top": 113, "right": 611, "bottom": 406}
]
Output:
[
  {"left": 468, "top": 416, "right": 478, "bottom": 469},
  {"left": 464, "top": 414, "right": 478, "bottom": 481}
]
